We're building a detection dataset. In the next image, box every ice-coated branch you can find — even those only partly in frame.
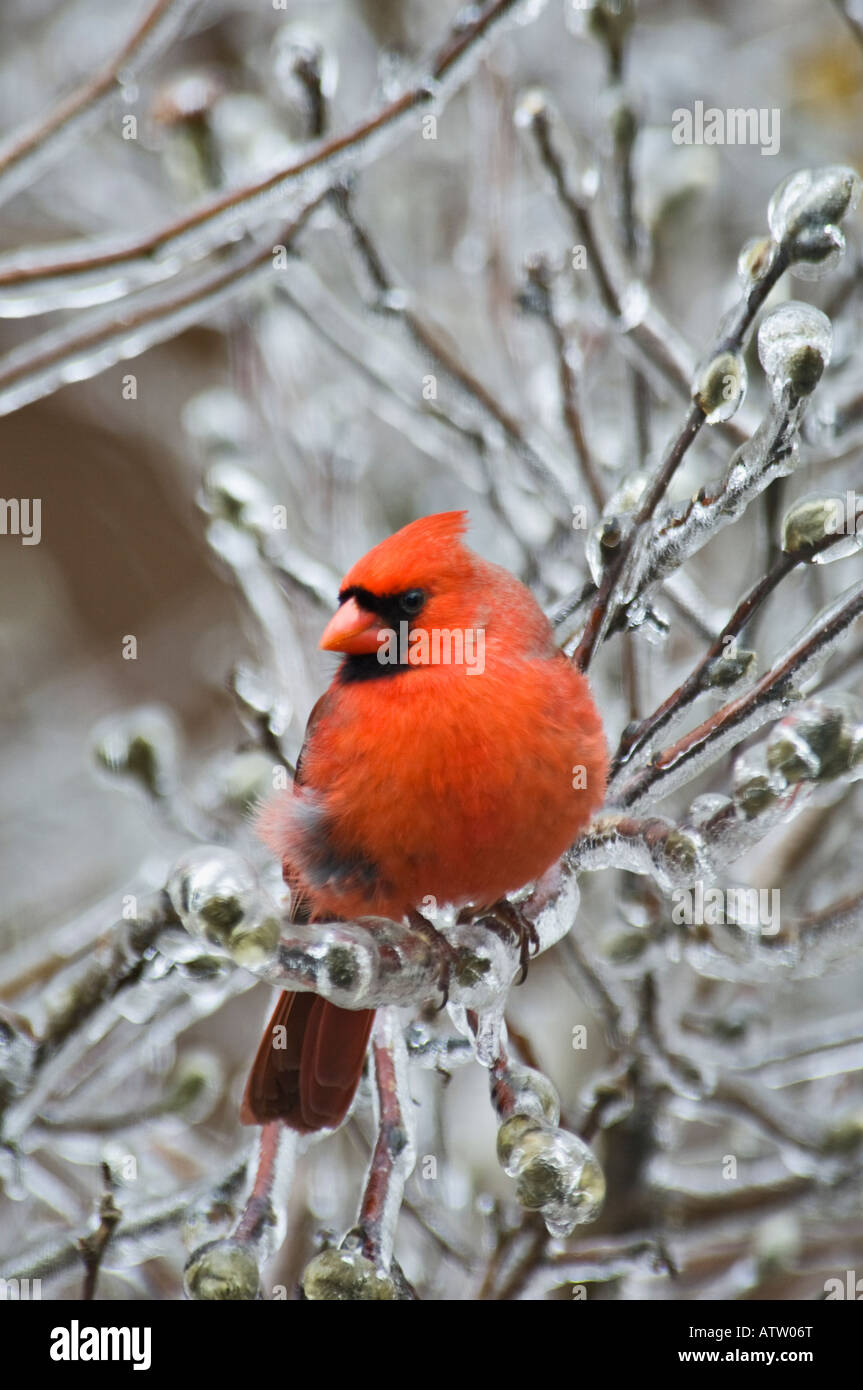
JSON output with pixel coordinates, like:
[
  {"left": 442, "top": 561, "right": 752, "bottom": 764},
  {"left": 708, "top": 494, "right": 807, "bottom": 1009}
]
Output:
[
  {"left": 0, "top": 0, "right": 536, "bottom": 316},
  {"left": 614, "top": 577, "right": 863, "bottom": 808},
  {"left": 329, "top": 182, "right": 574, "bottom": 525},
  {"left": 517, "top": 87, "right": 752, "bottom": 447},
  {"left": 2, "top": 1157, "right": 249, "bottom": 1289},
  {"left": 610, "top": 491, "right": 863, "bottom": 779},
  {"left": 598, "top": 304, "right": 835, "bottom": 657},
  {"left": 185, "top": 1122, "right": 297, "bottom": 1300},
  {"left": 0, "top": 198, "right": 324, "bottom": 418},
  {"left": 0, "top": 0, "right": 197, "bottom": 208},
  {"left": 78, "top": 1164, "right": 122, "bottom": 1301},
  {"left": 168, "top": 845, "right": 585, "bottom": 1016},
  {"left": 573, "top": 401, "right": 704, "bottom": 669},
  {"left": 299, "top": 1014, "right": 417, "bottom": 1300},
  {"left": 0, "top": 893, "right": 176, "bottom": 1145},
  {"left": 521, "top": 254, "right": 606, "bottom": 514},
  {"left": 572, "top": 166, "right": 861, "bottom": 671},
  {"left": 358, "top": 1011, "right": 416, "bottom": 1269}
]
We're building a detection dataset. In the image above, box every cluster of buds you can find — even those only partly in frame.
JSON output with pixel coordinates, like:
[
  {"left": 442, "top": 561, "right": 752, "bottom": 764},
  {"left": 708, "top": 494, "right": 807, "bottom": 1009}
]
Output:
[
  {"left": 733, "top": 698, "right": 863, "bottom": 822},
  {"left": 491, "top": 1056, "right": 605, "bottom": 1238}
]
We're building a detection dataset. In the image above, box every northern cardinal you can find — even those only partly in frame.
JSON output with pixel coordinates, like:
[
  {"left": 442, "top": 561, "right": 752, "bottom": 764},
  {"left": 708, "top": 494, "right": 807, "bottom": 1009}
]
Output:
[{"left": 241, "top": 511, "right": 607, "bottom": 1132}]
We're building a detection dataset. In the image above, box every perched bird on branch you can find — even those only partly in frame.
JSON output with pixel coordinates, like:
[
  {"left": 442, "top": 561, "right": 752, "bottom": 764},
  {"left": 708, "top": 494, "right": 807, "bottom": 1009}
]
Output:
[{"left": 241, "top": 511, "right": 607, "bottom": 1132}]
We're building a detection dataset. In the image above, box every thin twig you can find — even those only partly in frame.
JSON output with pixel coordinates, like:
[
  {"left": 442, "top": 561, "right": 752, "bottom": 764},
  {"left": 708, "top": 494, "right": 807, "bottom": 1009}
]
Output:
[
  {"left": 0, "top": 0, "right": 532, "bottom": 308},
  {"left": 0, "top": 0, "right": 196, "bottom": 206}
]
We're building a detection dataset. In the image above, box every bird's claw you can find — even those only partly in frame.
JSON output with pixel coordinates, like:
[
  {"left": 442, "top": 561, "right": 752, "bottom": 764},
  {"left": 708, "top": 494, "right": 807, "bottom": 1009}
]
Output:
[
  {"left": 478, "top": 900, "right": 540, "bottom": 984},
  {"left": 409, "top": 910, "right": 459, "bottom": 1010}
]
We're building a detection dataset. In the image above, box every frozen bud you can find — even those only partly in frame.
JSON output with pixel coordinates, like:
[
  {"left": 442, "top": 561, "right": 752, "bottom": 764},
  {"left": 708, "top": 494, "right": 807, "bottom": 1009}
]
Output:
[
  {"left": 497, "top": 1113, "right": 544, "bottom": 1174},
  {"left": 514, "top": 85, "right": 548, "bottom": 130},
  {"left": 765, "top": 723, "right": 821, "bottom": 785},
  {"left": 167, "top": 847, "right": 279, "bottom": 965},
  {"left": 218, "top": 749, "right": 276, "bottom": 812},
  {"left": 783, "top": 492, "right": 862, "bottom": 564},
  {"left": 768, "top": 166, "right": 861, "bottom": 279},
  {"left": 184, "top": 1239, "right": 260, "bottom": 1300},
  {"left": 604, "top": 470, "right": 650, "bottom": 516},
  {"left": 586, "top": 515, "right": 624, "bottom": 584},
  {"left": 782, "top": 493, "right": 843, "bottom": 555},
  {"left": 164, "top": 1050, "right": 224, "bottom": 1122},
  {"left": 823, "top": 1112, "right": 863, "bottom": 1154},
  {"left": 659, "top": 827, "right": 704, "bottom": 883},
  {"left": 737, "top": 235, "right": 779, "bottom": 287},
  {"left": 152, "top": 70, "right": 224, "bottom": 128},
  {"left": 757, "top": 303, "right": 832, "bottom": 405},
  {"left": 93, "top": 706, "right": 178, "bottom": 799},
  {"left": 692, "top": 349, "right": 747, "bottom": 424},
  {"left": 588, "top": 0, "right": 635, "bottom": 54},
  {"left": 512, "top": 1125, "right": 605, "bottom": 1235},
  {"left": 302, "top": 1248, "right": 397, "bottom": 1301},
  {"left": 0, "top": 1009, "right": 37, "bottom": 1100},
  {"left": 202, "top": 462, "right": 274, "bottom": 539},
  {"left": 767, "top": 703, "right": 854, "bottom": 784},
  {"left": 268, "top": 26, "right": 337, "bottom": 138},
  {"left": 732, "top": 751, "right": 782, "bottom": 818},
  {"left": 507, "top": 1067, "right": 561, "bottom": 1125},
  {"left": 703, "top": 647, "right": 756, "bottom": 689},
  {"left": 183, "top": 388, "right": 255, "bottom": 456},
  {"left": 687, "top": 793, "right": 736, "bottom": 832}
]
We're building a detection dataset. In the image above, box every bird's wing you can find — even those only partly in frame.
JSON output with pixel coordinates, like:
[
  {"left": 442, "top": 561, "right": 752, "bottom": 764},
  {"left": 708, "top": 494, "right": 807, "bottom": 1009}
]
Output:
[
  {"left": 287, "top": 687, "right": 336, "bottom": 923},
  {"left": 292, "top": 688, "right": 333, "bottom": 793}
]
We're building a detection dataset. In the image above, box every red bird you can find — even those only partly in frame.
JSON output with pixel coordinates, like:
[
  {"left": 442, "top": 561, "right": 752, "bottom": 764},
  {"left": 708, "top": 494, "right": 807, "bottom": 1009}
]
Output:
[{"left": 241, "top": 511, "right": 607, "bottom": 1133}]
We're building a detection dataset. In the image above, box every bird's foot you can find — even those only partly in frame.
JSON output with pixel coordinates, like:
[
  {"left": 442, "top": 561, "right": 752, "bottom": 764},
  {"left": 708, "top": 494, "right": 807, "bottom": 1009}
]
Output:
[
  {"left": 408, "top": 910, "right": 459, "bottom": 1009},
  {"left": 476, "top": 899, "right": 540, "bottom": 984}
]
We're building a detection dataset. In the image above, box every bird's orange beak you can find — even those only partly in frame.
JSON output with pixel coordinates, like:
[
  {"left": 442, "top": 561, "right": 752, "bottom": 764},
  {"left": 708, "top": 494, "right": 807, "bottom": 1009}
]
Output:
[{"left": 319, "top": 597, "right": 384, "bottom": 655}]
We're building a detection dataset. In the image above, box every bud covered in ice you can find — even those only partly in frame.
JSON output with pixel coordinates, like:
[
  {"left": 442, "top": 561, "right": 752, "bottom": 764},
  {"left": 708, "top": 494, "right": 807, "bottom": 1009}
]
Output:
[
  {"left": 184, "top": 1239, "right": 260, "bottom": 1300},
  {"left": 766, "top": 702, "right": 858, "bottom": 784},
  {"left": 781, "top": 492, "right": 862, "bottom": 562},
  {"left": 737, "top": 234, "right": 779, "bottom": 287},
  {"left": 497, "top": 1115, "right": 605, "bottom": 1236},
  {"left": 692, "top": 349, "right": 747, "bottom": 424},
  {"left": 757, "top": 302, "right": 832, "bottom": 406},
  {"left": 506, "top": 1065, "right": 561, "bottom": 1125},
  {"left": 704, "top": 647, "right": 757, "bottom": 689},
  {"left": 202, "top": 461, "right": 274, "bottom": 540},
  {"left": 93, "top": 706, "right": 179, "bottom": 799},
  {"left": 167, "top": 847, "right": 280, "bottom": 966},
  {"left": 768, "top": 166, "right": 861, "bottom": 279},
  {"left": 301, "top": 1248, "right": 397, "bottom": 1300},
  {"left": 732, "top": 751, "right": 783, "bottom": 819}
]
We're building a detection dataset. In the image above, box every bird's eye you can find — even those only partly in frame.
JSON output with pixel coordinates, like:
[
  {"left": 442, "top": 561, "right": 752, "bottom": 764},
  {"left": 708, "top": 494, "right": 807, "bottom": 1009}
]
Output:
[{"left": 399, "top": 588, "right": 426, "bottom": 616}]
